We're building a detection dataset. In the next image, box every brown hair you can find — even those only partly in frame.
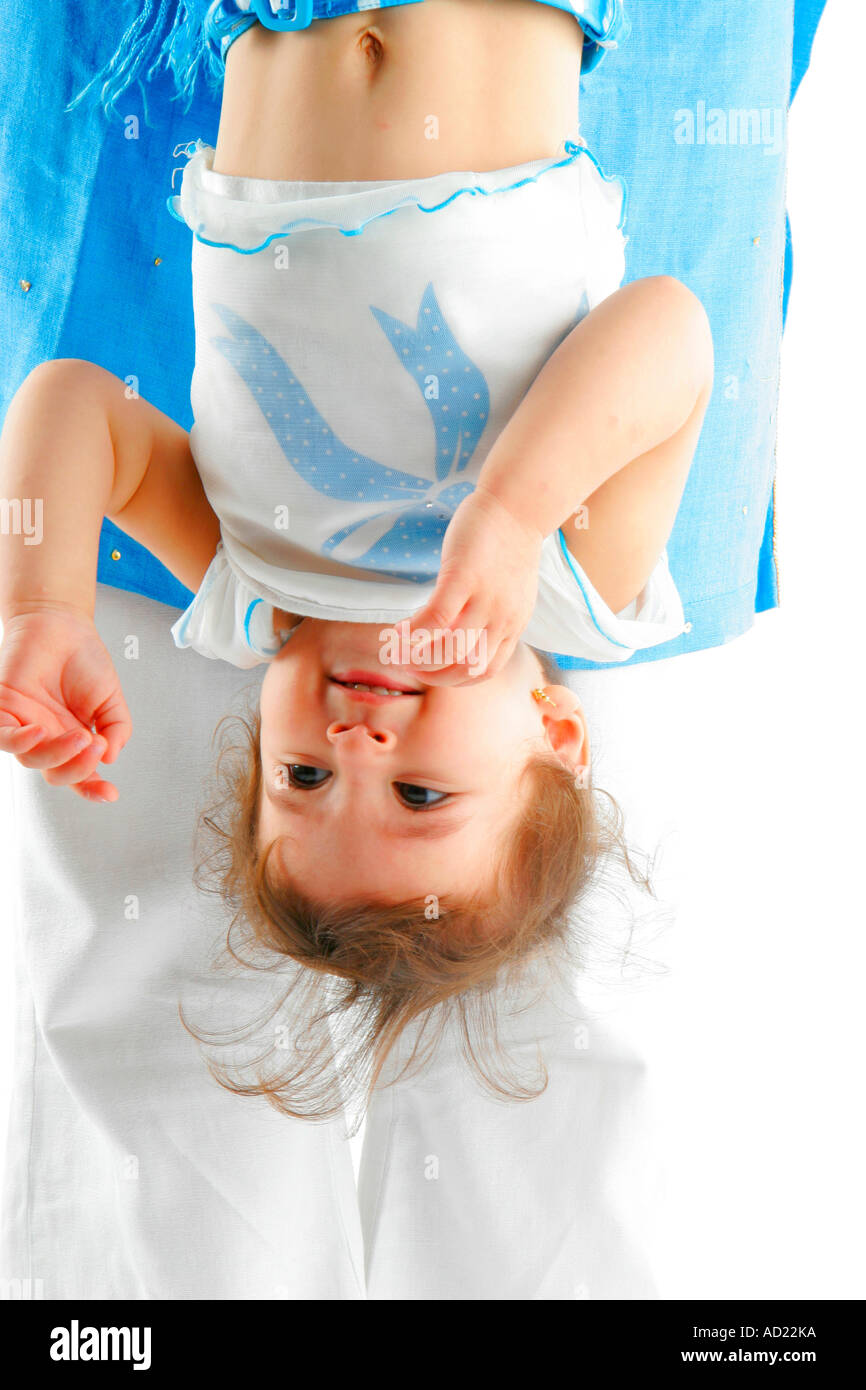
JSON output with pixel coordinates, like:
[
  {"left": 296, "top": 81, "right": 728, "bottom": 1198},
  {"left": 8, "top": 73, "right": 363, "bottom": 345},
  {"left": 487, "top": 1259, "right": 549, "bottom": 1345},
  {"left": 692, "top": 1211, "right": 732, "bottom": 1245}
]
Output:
[{"left": 185, "top": 656, "right": 651, "bottom": 1121}]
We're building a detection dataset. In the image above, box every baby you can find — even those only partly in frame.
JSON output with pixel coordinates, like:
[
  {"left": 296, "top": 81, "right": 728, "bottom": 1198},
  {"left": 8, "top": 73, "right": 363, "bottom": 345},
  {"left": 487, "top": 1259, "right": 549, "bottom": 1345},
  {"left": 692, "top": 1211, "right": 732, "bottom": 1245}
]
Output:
[{"left": 0, "top": 0, "right": 712, "bottom": 1108}]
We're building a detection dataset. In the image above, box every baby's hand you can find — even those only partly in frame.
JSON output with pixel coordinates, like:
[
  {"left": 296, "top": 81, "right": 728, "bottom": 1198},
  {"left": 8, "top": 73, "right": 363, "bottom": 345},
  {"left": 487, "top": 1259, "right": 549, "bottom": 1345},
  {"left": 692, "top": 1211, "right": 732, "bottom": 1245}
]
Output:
[
  {"left": 407, "top": 487, "right": 543, "bottom": 684},
  {"left": 0, "top": 607, "right": 131, "bottom": 802}
]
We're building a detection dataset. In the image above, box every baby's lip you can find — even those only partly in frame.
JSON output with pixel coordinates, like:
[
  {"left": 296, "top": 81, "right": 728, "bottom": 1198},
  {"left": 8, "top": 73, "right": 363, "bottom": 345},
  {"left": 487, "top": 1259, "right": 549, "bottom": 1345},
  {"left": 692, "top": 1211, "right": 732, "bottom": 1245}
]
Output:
[
  {"left": 329, "top": 685, "right": 417, "bottom": 707},
  {"left": 329, "top": 669, "right": 424, "bottom": 695}
]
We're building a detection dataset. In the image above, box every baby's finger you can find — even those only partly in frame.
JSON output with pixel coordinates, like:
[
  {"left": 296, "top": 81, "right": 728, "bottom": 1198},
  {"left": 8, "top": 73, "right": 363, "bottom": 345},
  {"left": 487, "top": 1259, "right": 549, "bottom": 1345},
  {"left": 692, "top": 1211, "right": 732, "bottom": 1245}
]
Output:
[
  {"left": 418, "top": 660, "right": 497, "bottom": 688},
  {"left": 416, "top": 646, "right": 499, "bottom": 687},
  {"left": 439, "top": 603, "right": 494, "bottom": 675},
  {"left": 13, "top": 727, "right": 95, "bottom": 771},
  {"left": 466, "top": 627, "right": 518, "bottom": 682},
  {"left": 0, "top": 723, "right": 46, "bottom": 756},
  {"left": 93, "top": 690, "right": 132, "bottom": 764},
  {"left": 42, "top": 734, "right": 109, "bottom": 787},
  {"left": 408, "top": 607, "right": 488, "bottom": 673},
  {"left": 408, "top": 613, "right": 493, "bottom": 685},
  {"left": 72, "top": 775, "right": 119, "bottom": 804},
  {"left": 408, "top": 579, "right": 472, "bottom": 647}
]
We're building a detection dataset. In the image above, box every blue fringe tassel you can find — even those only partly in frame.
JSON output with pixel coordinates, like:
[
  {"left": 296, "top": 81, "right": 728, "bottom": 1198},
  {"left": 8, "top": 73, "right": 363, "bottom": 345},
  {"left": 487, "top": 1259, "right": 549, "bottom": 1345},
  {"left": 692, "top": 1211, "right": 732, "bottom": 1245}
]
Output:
[{"left": 67, "top": 0, "right": 221, "bottom": 120}]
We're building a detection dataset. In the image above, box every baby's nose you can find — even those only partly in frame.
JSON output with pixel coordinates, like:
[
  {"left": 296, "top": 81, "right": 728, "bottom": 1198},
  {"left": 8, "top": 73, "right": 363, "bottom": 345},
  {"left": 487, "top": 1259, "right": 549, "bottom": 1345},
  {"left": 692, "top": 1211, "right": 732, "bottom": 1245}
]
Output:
[{"left": 326, "top": 721, "right": 396, "bottom": 753}]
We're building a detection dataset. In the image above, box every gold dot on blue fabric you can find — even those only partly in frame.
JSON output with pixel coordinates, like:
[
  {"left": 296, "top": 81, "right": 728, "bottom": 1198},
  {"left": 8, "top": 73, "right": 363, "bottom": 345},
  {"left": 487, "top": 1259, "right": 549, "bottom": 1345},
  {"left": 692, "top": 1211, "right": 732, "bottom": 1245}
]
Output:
[{"left": 111, "top": 548, "right": 121, "bottom": 561}]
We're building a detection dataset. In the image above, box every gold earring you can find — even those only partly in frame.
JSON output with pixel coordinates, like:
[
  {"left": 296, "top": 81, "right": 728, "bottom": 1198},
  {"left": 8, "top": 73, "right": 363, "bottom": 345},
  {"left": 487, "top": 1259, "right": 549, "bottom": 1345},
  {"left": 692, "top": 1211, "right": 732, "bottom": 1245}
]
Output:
[{"left": 531, "top": 687, "right": 556, "bottom": 706}]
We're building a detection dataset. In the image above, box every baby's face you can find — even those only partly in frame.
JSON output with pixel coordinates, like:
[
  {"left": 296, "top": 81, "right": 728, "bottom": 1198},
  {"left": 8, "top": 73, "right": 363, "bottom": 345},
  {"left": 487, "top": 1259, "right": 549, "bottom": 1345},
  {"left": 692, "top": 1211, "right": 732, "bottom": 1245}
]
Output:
[{"left": 257, "top": 621, "right": 589, "bottom": 902}]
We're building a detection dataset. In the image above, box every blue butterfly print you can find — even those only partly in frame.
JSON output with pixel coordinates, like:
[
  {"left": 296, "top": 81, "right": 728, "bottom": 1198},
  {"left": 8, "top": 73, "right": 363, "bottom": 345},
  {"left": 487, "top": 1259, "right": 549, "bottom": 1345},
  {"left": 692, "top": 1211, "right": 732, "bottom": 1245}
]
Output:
[{"left": 210, "top": 285, "right": 490, "bottom": 582}]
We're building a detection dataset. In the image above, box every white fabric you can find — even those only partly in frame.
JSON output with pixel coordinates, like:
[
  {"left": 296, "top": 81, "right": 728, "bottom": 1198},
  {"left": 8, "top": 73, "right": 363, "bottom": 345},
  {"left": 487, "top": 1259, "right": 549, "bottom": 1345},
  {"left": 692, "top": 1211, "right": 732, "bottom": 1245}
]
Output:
[
  {"left": 359, "top": 970, "right": 659, "bottom": 1300},
  {"left": 0, "top": 587, "right": 364, "bottom": 1300},
  {"left": 170, "top": 141, "right": 686, "bottom": 667}
]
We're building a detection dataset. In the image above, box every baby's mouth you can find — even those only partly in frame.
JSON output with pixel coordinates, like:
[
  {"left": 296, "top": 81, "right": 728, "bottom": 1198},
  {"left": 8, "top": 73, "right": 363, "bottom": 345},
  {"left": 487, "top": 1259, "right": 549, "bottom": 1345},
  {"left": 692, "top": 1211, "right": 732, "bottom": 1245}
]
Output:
[{"left": 328, "top": 670, "right": 423, "bottom": 698}]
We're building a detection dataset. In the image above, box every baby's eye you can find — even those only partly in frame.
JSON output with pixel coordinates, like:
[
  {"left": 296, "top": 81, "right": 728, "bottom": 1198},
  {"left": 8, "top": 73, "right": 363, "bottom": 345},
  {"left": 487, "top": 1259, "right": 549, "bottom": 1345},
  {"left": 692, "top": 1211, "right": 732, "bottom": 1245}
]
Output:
[
  {"left": 284, "top": 764, "right": 331, "bottom": 789},
  {"left": 393, "top": 783, "right": 450, "bottom": 810}
]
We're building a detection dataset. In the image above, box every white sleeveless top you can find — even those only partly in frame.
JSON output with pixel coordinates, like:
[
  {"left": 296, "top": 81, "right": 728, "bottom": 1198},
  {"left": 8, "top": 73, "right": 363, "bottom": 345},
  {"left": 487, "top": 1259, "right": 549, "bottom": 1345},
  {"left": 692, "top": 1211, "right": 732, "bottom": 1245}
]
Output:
[{"left": 168, "top": 140, "right": 686, "bottom": 666}]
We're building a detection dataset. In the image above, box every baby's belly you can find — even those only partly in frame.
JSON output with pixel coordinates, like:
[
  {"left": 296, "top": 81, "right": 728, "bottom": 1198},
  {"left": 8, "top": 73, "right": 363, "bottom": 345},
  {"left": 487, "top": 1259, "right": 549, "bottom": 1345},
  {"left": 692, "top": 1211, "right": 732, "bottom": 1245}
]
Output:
[{"left": 215, "top": 0, "right": 584, "bottom": 181}]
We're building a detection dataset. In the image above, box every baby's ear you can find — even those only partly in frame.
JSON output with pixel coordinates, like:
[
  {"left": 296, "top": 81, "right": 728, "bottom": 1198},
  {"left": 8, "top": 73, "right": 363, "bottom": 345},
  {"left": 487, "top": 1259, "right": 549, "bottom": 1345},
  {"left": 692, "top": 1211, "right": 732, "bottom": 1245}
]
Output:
[{"left": 537, "top": 686, "right": 590, "bottom": 777}]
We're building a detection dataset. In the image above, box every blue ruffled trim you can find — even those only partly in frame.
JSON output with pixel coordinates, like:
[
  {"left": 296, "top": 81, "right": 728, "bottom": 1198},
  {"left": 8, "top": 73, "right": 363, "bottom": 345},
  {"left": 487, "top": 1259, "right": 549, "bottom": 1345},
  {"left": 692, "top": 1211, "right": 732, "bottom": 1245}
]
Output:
[
  {"left": 556, "top": 528, "right": 632, "bottom": 650},
  {"left": 167, "top": 138, "right": 628, "bottom": 254},
  {"left": 244, "top": 597, "right": 283, "bottom": 656}
]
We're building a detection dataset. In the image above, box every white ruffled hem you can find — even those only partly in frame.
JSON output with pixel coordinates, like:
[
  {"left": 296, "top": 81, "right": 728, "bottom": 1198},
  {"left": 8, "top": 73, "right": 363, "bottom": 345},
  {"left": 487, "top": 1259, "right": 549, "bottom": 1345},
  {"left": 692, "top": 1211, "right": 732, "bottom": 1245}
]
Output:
[
  {"left": 171, "top": 543, "right": 299, "bottom": 669},
  {"left": 168, "top": 138, "right": 627, "bottom": 255},
  {"left": 525, "top": 530, "right": 689, "bottom": 662}
]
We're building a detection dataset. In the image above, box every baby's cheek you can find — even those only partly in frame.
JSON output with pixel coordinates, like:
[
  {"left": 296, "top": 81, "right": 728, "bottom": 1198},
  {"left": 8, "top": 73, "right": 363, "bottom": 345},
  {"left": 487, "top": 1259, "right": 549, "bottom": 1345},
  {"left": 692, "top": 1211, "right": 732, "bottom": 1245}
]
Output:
[
  {"left": 259, "top": 652, "right": 310, "bottom": 751},
  {"left": 258, "top": 661, "right": 286, "bottom": 737}
]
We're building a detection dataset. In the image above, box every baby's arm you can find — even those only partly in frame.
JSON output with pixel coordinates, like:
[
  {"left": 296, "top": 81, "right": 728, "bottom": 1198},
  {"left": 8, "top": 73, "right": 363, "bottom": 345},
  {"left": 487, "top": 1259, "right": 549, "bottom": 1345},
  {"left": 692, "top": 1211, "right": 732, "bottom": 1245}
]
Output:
[
  {"left": 477, "top": 275, "right": 713, "bottom": 611},
  {"left": 411, "top": 275, "right": 713, "bottom": 679},
  {"left": 0, "top": 360, "right": 219, "bottom": 796},
  {"left": 0, "top": 359, "right": 218, "bottom": 616}
]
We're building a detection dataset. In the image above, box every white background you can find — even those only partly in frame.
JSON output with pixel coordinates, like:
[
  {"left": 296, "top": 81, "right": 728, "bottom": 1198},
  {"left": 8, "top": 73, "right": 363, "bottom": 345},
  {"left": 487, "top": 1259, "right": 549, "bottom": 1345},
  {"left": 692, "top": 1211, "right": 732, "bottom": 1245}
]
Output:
[{"left": 0, "top": 0, "right": 863, "bottom": 1298}]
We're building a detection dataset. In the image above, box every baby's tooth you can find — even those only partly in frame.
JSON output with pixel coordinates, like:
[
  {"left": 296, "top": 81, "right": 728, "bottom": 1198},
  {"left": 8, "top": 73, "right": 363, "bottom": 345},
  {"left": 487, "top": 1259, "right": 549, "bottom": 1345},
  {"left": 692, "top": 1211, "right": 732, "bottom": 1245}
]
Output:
[{"left": 342, "top": 681, "right": 405, "bottom": 695}]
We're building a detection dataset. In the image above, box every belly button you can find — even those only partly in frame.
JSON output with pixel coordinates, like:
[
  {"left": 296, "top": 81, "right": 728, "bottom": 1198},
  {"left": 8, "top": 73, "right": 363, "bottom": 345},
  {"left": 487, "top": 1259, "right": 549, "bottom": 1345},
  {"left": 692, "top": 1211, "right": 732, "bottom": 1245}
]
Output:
[{"left": 358, "top": 28, "right": 385, "bottom": 68}]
